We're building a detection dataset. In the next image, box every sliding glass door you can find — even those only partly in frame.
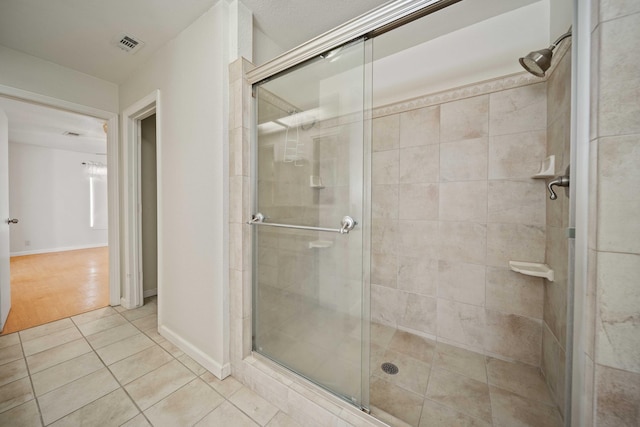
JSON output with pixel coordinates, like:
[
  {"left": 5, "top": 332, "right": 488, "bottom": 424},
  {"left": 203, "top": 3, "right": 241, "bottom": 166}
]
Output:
[{"left": 251, "top": 38, "right": 370, "bottom": 409}]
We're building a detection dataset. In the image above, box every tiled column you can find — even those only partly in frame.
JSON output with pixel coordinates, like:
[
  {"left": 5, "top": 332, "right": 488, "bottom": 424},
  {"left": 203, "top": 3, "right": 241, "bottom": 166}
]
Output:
[
  {"left": 228, "top": 58, "right": 254, "bottom": 372},
  {"left": 585, "top": 2, "right": 640, "bottom": 425}
]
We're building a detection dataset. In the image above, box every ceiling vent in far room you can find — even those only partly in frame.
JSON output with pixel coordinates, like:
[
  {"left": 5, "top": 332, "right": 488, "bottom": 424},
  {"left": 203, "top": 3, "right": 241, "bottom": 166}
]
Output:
[
  {"left": 63, "top": 131, "right": 81, "bottom": 137},
  {"left": 115, "top": 33, "right": 145, "bottom": 54}
]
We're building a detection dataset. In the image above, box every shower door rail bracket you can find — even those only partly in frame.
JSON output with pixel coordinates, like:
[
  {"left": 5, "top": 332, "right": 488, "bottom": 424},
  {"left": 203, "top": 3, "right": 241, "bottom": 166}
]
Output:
[{"left": 248, "top": 213, "right": 357, "bottom": 234}]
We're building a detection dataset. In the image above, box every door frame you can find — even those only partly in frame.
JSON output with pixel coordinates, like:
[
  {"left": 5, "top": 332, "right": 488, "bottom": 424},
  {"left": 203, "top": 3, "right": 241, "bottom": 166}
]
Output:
[
  {"left": 0, "top": 84, "right": 121, "bottom": 306},
  {"left": 122, "top": 90, "right": 160, "bottom": 309}
]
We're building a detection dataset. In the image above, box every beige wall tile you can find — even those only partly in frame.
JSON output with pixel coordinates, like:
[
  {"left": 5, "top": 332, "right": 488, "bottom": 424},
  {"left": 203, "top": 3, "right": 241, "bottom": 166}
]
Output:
[
  {"left": 486, "top": 357, "right": 553, "bottom": 404},
  {"left": 371, "top": 285, "right": 407, "bottom": 327},
  {"left": 595, "top": 364, "right": 640, "bottom": 426},
  {"left": 399, "top": 145, "right": 439, "bottom": 183},
  {"left": 399, "top": 183, "right": 438, "bottom": 221},
  {"left": 486, "top": 223, "right": 545, "bottom": 267},
  {"left": 597, "top": 135, "right": 640, "bottom": 253},
  {"left": 400, "top": 106, "right": 440, "bottom": 147},
  {"left": 372, "top": 185, "right": 398, "bottom": 220},
  {"left": 484, "top": 310, "right": 542, "bottom": 366},
  {"left": 547, "top": 50, "right": 571, "bottom": 125},
  {"left": 488, "top": 131, "right": 546, "bottom": 180},
  {"left": 440, "top": 95, "right": 489, "bottom": 143},
  {"left": 397, "top": 220, "right": 439, "bottom": 260},
  {"left": 398, "top": 293, "right": 437, "bottom": 335},
  {"left": 438, "top": 261, "right": 486, "bottom": 307},
  {"left": 372, "top": 150, "right": 399, "bottom": 185},
  {"left": 437, "top": 299, "right": 485, "bottom": 349},
  {"left": 439, "top": 182, "right": 487, "bottom": 223},
  {"left": 485, "top": 267, "right": 544, "bottom": 319},
  {"left": 373, "top": 115, "right": 400, "bottom": 152},
  {"left": 586, "top": 249, "right": 598, "bottom": 359},
  {"left": 371, "top": 252, "right": 397, "bottom": 289},
  {"left": 600, "top": 0, "right": 640, "bottom": 21},
  {"left": 542, "top": 324, "right": 560, "bottom": 400},
  {"left": 596, "top": 252, "right": 640, "bottom": 373},
  {"left": 397, "top": 256, "right": 437, "bottom": 296},
  {"left": 598, "top": 13, "right": 640, "bottom": 136},
  {"left": 438, "top": 222, "right": 487, "bottom": 265},
  {"left": 487, "top": 180, "right": 545, "bottom": 226},
  {"left": 439, "top": 137, "right": 488, "bottom": 182},
  {"left": 489, "top": 83, "right": 546, "bottom": 136},
  {"left": 371, "top": 220, "right": 398, "bottom": 255}
]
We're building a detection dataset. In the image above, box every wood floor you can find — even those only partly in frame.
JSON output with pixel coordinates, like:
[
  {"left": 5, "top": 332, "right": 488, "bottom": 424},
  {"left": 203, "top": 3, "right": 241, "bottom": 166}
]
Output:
[{"left": 1, "top": 247, "right": 109, "bottom": 335}]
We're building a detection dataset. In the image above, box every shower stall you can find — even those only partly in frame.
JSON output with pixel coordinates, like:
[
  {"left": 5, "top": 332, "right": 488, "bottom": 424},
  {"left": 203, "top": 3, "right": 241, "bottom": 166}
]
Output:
[{"left": 243, "top": 1, "right": 575, "bottom": 426}]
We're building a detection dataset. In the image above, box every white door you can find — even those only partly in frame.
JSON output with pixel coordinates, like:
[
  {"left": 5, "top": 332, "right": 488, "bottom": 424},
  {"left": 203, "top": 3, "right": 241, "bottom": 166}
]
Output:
[{"left": 0, "top": 109, "right": 11, "bottom": 330}]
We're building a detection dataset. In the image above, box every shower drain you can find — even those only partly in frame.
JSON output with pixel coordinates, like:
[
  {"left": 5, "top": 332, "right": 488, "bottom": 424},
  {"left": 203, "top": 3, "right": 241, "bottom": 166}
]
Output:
[{"left": 381, "top": 362, "right": 399, "bottom": 375}]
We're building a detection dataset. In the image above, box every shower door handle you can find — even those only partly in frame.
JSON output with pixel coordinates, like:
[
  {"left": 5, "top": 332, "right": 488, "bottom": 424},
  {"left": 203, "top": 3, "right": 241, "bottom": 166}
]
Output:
[
  {"left": 248, "top": 212, "right": 357, "bottom": 234},
  {"left": 547, "top": 165, "right": 570, "bottom": 200}
]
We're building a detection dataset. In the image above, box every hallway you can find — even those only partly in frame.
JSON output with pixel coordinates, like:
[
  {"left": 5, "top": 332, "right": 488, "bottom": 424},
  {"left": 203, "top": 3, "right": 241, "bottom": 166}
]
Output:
[{"left": 2, "top": 247, "right": 110, "bottom": 335}]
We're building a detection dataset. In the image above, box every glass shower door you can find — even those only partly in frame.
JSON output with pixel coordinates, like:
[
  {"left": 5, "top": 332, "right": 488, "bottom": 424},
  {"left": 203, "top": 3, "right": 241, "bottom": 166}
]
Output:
[{"left": 252, "top": 39, "right": 370, "bottom": 409}]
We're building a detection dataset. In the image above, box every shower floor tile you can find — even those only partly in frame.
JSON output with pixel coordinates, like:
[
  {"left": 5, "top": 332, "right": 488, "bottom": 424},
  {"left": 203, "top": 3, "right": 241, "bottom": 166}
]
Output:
[{"left": 371, "top": 325, "right": 562, "bottom": 427}]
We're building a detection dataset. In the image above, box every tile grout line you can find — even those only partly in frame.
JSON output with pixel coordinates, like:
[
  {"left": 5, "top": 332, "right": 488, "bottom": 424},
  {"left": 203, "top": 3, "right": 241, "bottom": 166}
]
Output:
[{"left": 16, "top": 330, "right": 46, "bottom": 427}]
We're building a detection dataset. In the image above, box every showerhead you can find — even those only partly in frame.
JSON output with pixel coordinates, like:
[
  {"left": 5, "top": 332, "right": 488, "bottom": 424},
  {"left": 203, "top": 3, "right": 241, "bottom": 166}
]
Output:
[
  {"left": 519, "top": 29, "right": 572, "bottom": 77},
  {"left": 519, "top": 48, "right": 553, "bottom": 77}
]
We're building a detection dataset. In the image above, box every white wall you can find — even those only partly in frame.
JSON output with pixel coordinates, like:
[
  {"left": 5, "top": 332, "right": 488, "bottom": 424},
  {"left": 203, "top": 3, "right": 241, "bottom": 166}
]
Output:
[
  {"left": 0, "top": 45, "right": 118, "bottom": 113},
  {"left": 373, "top": 2, "right": 550, "bottom": 107},
  {"left": 9, "top": 142, "right": 108, "bottom": 255},
  {"left": 252, "top": 27, "right": 285, "bottom": 66},
  {"left": 119, "top": 0, "right": 250, "bottom": 377}
]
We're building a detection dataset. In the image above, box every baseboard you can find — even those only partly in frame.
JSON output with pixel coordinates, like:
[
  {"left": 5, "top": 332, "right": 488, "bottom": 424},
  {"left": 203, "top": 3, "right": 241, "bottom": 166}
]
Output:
[
  {"left": 159, "top": 324, "right": 231, "bottom": 380},
  {"left": 143, "top": 288, "right": 157, "bottom": 298},
  {"left": 10, "top": 244, "right": 108, "bottom": 257}
]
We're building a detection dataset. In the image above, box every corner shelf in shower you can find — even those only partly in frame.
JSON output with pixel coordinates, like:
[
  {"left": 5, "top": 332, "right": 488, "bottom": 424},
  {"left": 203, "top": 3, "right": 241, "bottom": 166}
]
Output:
[
  {"left": 309, "top": 175, "right": 325, "bottom": 189},
  {"left": 532, "top": 155, "right": 556, "bottom": 178},
  {"left": 308, "top": 240, "right": 333, "bottom": 249},
  {"left": 509, "top": 261, "right": 554, "bottom": 282}
]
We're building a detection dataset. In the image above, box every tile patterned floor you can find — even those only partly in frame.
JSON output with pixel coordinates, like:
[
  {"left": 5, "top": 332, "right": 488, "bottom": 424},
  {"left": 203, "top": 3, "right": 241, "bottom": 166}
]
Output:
[
  {"left": 0, "top": 298, "right": 299, "bottom": 427},
  {"left": 369, "top": 324, "right": 564, "bottom": 427},
  {"left": 0, "top": 296, "right": 564, "bottom": 427}
]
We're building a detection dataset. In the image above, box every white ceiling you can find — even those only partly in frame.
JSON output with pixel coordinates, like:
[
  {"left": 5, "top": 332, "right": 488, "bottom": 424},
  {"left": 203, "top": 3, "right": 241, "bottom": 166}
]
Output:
[
  {"left": 0, "top": 0, "right": 389, "bottom": 85},
  {"left": 0, "top": 97, "right": 107, "bottom": 155}
]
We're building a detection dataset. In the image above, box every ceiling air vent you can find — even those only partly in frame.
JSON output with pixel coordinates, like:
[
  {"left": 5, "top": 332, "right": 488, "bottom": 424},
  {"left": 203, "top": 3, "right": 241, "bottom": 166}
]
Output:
[
  {"left": 115, "top": 33, "right": 145, "bottom": 54},
  {"left": 63, "top": 131, "right": 81, "bottom": 137}
]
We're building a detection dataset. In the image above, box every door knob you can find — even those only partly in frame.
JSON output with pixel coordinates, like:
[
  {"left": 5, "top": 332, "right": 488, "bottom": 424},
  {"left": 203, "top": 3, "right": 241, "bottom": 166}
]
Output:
[{"left": 6, "top": 218, "right": 18, "bottom": 224}]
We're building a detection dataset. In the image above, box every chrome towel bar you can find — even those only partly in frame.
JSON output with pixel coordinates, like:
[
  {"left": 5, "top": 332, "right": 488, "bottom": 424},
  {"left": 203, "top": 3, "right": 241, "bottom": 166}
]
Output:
[{"left": 247, "top": 212, "right": 357, "bottom": 234}]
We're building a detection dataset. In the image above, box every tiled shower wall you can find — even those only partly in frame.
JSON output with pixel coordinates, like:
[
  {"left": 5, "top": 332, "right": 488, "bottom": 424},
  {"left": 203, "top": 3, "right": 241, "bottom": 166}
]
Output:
[
  {"left": 370, "top": 79, "right": 549, "bottom": 366},
  {"left": 584, "top": 2, "right": 640, "bottom": 426},
  {"left": 542, "top": 47, "right": 571, "bottom": 418}
]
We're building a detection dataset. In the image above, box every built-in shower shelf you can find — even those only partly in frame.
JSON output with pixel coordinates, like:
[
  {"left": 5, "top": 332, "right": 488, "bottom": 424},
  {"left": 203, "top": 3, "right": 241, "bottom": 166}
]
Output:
[
  {"left": 509, "top": 261, "right": 554, "bottom": 282},
  {"left": 308, "top": 240, "right": 333, "bottom": 249},
  {"left": 532, "top": 155, "right": 556, "bottom": 178},
  {"left": 309, "top": 175, "right": 325, "bottom": 189}
]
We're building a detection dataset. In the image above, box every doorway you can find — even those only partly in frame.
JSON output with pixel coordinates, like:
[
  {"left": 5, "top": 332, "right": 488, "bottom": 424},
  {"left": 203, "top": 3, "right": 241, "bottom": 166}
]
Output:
[
  {"left": 0, "top": 93, "right": 120, "bottom": 334},
  {"left": 122, "top": 90, "right": 160, "bottom": 311},
  {"left": 140, "top": 114, "right": 158, "bottom": 300}
]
